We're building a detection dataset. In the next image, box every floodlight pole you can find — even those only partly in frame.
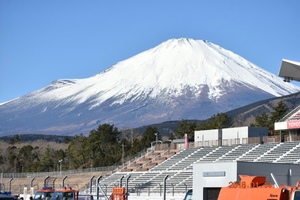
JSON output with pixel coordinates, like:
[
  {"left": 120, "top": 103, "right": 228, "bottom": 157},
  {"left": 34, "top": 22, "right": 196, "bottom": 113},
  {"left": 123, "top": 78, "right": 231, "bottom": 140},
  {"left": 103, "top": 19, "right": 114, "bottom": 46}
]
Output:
[{"left": 59, "top": 159, "right": 63, "bottom": 176}]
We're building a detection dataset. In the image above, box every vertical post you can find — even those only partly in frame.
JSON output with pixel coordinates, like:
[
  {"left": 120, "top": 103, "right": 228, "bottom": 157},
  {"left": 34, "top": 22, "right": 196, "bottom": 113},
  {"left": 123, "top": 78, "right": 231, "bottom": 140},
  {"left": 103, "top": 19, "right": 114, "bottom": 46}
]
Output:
[
  {"left": 131, "top": 129, "right": 133, "bottom": 147},
  {"left": 280, "top": 130, "right": 282, "bottom": 142},
  {"left": 126, "top": 175, "right": 131, "bottom": 200},
  {"left": 59, "top": 159, "right": 63, "bottom": 176},
  {"left": 119, "top": 175, "right": 124, "bottom": 187},
  {"left": 1, "top": 173, "right": 3, "bottom": 192},
  {"left": 96, "top": 176, "right": 102, "bottom": 200},
  {"left": 122, "top": 143, "right": 125, "bottom": 165},
  {"left": 62, "top": 176, "right": 67, "bottom": 187},
  {"left": 184, "top": 134, "right": 189, "bottom": 149},
  {"left": 30, "top": 178, "right": 35, "bottom": 188},
  {"left": 30, "top": 177, "right": 35, "bottom": 197},
  {"left": 90, "top": 176, "right": 95, "bottom": 195},
  {"left": 163, "top": 175, "right": 169, "bottom": 200},
  {"left": 159, "top": 184, "right": 162, "bottom": 196},
  {"left": 288, "top": 169, "right": 292, "bottom": 186},
  {"left": 9, "top": 178, "right": 13, "bottom": 193},
  {"left": 52, "top": 178, "right": 57, "bottom": 189},
  {"left": 44, "top": 176, "right": 49, "bottom": 187}
]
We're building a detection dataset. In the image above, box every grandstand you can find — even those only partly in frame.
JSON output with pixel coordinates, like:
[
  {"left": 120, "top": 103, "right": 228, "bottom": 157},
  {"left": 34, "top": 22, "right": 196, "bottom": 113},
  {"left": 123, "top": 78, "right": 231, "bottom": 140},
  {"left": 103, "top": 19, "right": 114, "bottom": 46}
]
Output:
[
  {"left": 2, "top": 137, "right": 300, "bottom": 200},
  {"left": 79, "top": 138, "right": 300, "bottom": 200}
]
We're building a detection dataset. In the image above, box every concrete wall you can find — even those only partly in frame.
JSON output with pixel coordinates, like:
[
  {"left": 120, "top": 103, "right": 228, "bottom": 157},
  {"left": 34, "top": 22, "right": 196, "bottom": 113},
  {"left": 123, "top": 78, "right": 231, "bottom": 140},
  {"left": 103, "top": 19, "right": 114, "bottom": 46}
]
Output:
[
  {"left": 192, "top": 161, "right": 300, "bottom": 200},
  {"left": 193, "top": 162, "right": 237, "bottom": 200},
  {"left": 237, "top": 161, "right": 300, "bottom": 186},
  {"left": 248, "top": 127, "right": 268, "bottom": 137},
  {"left": 194, "top": 127, "right": 268, "bottom": 146},
  {"left": 194, "top": 129, "right": 219, "bottom": 142},
  {"left": 222, "top": 127, "right": 248, "bottom": 140}
]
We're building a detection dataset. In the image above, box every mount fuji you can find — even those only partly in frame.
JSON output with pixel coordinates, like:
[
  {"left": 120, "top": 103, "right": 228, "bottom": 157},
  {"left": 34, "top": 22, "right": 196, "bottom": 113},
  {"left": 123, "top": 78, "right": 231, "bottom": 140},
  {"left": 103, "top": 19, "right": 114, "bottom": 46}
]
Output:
[{"left": 1, "top": 38, "right": 299, "bottom": 136}]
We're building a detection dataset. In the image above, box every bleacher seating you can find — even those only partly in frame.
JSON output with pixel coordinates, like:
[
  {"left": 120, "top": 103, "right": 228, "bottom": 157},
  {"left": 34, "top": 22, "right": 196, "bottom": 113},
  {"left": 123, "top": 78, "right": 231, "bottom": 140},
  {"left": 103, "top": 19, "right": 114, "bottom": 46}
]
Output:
[
  {"left": 93, "top": 140, "right": 300, "bottom": 198},
  {"left": 256, "top": 142, "right": 299, "bottom": 163}
]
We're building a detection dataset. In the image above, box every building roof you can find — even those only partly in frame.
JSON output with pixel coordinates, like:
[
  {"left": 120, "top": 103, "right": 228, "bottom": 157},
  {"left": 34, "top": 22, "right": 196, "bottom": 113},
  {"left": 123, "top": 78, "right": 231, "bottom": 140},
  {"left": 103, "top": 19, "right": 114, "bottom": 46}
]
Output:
[
  {"left": 276, "top": 59, "right": 300, "bottom": 131},
  {"left": 278, "top": 59, "right": 300, "bottom": 82}
]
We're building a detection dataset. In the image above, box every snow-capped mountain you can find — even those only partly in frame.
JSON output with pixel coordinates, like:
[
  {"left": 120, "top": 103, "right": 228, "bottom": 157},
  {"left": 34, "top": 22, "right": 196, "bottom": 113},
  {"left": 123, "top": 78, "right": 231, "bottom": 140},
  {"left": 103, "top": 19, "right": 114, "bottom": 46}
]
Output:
[{"left": 1, "top": 38, "right": 299, "bottom": 136}]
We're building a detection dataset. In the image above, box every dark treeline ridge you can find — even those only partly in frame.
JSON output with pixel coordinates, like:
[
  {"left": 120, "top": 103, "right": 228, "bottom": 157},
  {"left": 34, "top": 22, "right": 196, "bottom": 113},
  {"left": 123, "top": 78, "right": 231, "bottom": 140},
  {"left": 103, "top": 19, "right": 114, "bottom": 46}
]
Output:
[{"left": 0, "top": 134, "right": 73, "bottom": 143}]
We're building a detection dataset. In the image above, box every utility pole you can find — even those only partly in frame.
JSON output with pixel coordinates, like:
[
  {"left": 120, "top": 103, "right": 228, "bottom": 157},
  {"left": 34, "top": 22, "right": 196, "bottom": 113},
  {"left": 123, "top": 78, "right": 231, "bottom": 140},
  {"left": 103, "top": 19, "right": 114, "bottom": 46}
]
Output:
[
  {"left": 131, "top": 129, "right": 133, "bottom": 147},
  {"left": 59, "top": 159, "right": 63, "bottom": 176},
  {"left": 155, "top": 133, "right": 158, "bottom": 145},
  {"left": 122, "top": 143, "right": 125, "bottom": 166}
]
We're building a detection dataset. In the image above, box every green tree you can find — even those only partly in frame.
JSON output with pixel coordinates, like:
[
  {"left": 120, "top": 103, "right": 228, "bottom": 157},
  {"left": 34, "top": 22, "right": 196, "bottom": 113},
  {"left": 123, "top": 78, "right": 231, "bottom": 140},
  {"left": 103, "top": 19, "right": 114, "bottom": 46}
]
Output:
[
  {"left": 176, "top": 120, "right": 196, "bottom": 139},
  {"left": 210, "top": 113, "right": 231, "bottom": 129},
  {"left": 169, "top": 132, "right": 176, "bottom": 140},
  {"left": 269, "top": 100, "right": 288, "bottom": 130},
  {"left": 252, "top": 100, "right": 288, "bottom": 134},
  {"left": 39, "top": 146, "right": 55, "bottom": 172},
  {"left": 66, "top": 134, "right": 88, "bottom": 169},
  {"left": 141, "top": 127, "right": 161, "bottom": 148},
  {"left": 196, "top": 113, "right": 231, "bottom": 130},
  {"left": 18, "top": 145, "right": 33, "bottom": 172},
  {"left": 86, "top": 124, "right": 121, "bottom": 167},
  {"left": 6, "top": 146, "right": 18, "bottom": 172},
  {"left": 128, "top": 138, "right": 144, "bottom": 155},
  {"left": 253, "top": 112, "right": 269, "bottom": 127}
]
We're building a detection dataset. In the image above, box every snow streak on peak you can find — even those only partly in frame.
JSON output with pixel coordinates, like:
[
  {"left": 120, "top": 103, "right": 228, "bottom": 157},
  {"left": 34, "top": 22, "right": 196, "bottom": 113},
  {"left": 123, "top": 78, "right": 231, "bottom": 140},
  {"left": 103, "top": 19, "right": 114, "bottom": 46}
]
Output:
[{"left": 34, "top": 38, "right": 299, "bottom": 107}]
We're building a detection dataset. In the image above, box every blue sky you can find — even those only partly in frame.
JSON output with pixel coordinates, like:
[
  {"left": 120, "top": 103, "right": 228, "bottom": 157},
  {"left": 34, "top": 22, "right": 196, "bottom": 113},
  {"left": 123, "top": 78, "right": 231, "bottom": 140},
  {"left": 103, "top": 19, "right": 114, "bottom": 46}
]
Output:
[{"left": 1, "top": 0, "right": 299, "bottom": 103}]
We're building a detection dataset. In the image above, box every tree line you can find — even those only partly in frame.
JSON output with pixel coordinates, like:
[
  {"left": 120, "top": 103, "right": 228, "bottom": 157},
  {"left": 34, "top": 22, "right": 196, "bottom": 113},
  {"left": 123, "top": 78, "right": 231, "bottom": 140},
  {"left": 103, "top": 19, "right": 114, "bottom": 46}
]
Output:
[{"left": 0, "top": 100, "right": 287, "bottom": 173}]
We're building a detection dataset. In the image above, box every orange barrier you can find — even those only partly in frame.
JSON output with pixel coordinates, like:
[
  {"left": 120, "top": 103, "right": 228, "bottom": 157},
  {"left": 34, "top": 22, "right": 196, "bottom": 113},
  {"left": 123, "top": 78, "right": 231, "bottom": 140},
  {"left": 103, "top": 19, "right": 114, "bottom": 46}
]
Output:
[
  {"left": 218, "top": 175, "right": 293, "bottom": 200},
  {"left": 111, "top": 187, "right": 126, "bottom": 200}
]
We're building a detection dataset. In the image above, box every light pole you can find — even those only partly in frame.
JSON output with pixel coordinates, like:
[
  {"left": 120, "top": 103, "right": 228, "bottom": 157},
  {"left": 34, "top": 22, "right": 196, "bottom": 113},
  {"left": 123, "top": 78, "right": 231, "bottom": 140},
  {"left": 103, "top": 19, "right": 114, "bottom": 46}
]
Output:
[
  {"left": 122, "top": 143, "right": 125, "bottom": 166},
  {"left": 154, "top": 133, "right": 158, "bottom": 145},
  {"left": 59, "top": 159, "right": 63, "bottom": 176}
]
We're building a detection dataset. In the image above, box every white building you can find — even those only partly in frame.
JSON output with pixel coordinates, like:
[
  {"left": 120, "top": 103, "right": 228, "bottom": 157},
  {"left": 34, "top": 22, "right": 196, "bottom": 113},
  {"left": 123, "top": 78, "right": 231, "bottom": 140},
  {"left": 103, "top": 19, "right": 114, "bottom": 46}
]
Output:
[
  {"left": 275, "top": 59, "right": 300, "bottom": 140},
  {"left": 194, "top": 126, "right": 268, "bottom": 146}
]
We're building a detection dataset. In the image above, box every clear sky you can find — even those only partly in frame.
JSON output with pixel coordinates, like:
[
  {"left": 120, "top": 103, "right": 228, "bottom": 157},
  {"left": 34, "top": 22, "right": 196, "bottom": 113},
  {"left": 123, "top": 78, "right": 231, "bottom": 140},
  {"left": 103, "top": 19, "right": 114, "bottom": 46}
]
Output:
[{"left": 1, "top": 0, "right": 299, "bottom": 103}]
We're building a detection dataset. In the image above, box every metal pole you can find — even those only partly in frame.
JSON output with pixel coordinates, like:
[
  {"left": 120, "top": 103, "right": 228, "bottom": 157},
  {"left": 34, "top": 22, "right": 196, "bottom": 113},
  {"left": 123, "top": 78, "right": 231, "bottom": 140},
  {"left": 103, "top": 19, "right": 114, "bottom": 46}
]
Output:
[
  {"left": 288, "top": 169, "right": 292, "bottom": 186},
  {"left": 9, "top": 178, "right": 13, "bottom": 193},
  {"left": 90, "top": 175, "right": 95, "bottom": 195},
  {"left": 62, "top": 176, "right": 67, "bottom": 187},
  {"left": 126, "top": 175, "right": 131, "bottom": 200},
  {"left": 30, "top": 178, "right": 35, "bottom": 188},
  {"left": 1, "top": 173, "right": 2, "bottom": 191},
  {"left": 44, "top": 176, "right": 49, "bottom": 187},
  {"left": 52, "top": 178, "right": 57, "bottom": 189},
  {"left": 96, "top": 176, "right": 102, "bottom": 200},
  {"left": 119, "top": 175, "right": 124, "bottom": 187},
  {"left": 59, "top": 159, "right": 63, "bottom": 176},
  {"left": 163, "top": 175, "right": 169, "bottom": 200},
  {"left": 122, "top": 143, "right": 125, "bottom": 165}
]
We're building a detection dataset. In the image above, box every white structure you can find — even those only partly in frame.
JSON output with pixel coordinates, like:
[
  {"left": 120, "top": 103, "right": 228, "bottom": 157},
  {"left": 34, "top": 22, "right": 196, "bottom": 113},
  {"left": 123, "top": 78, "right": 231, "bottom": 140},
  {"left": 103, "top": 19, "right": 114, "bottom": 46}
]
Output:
[
  {"left": 194, "top": 126, "right": 268, "bottom": 146},
  {"left": 193, "top": 161, "right": 300, "bottom": 200},
  {"left": 275, "top": 59, "right": 300, "bottom": 138},
  {"left": 278, "top": 59, "right": 300, "bottom": 82}
]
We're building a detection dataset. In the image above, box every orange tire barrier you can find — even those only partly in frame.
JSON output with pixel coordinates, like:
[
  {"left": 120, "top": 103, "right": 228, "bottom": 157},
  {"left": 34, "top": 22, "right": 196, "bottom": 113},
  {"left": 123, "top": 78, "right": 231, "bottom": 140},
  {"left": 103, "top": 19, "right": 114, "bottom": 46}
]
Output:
[{"left": 111, "top": 187, "right": 126, "bottom": 200}]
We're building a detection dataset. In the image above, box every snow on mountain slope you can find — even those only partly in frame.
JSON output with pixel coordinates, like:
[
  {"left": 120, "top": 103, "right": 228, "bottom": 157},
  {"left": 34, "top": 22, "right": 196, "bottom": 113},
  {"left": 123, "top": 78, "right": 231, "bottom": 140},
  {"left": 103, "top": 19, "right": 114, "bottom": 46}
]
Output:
[
  {"left": 0, "top": 38, "right": 299, "bottom": 136},
  {"left": 32, "top": 38, "right": 298, "bottom": 104}
]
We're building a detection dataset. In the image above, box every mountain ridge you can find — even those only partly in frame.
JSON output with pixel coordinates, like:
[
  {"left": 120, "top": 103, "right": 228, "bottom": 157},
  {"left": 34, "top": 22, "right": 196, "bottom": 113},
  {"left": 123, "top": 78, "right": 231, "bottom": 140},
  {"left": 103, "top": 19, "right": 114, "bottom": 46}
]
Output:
[{"left": 0, "top": 38, "right": 299, "bottom": 136}]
